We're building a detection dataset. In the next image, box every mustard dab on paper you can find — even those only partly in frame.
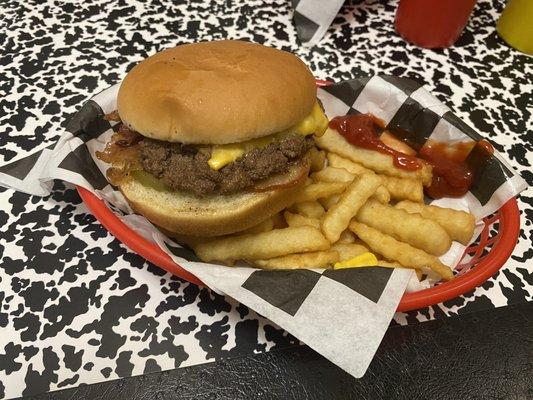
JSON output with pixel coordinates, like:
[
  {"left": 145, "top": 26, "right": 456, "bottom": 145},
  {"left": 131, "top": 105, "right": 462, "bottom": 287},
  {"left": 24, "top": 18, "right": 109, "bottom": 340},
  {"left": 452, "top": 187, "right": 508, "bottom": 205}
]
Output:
[{"left": 334, "top": 252, "right": 378, "bottom": 270}]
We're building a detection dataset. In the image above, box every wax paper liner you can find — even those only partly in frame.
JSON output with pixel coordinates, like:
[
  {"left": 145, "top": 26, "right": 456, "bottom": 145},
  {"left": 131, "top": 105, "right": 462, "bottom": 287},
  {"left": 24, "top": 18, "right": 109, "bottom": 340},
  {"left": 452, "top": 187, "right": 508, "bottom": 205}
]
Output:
[{"left": 291, "top": 0, "right": 344, "bottom": 46}]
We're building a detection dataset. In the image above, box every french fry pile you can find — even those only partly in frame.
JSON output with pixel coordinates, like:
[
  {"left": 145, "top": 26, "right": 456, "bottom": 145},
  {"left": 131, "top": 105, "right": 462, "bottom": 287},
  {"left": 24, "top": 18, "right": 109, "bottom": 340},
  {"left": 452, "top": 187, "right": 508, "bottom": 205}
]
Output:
[{"left": 193, "top": 128, "right": 476, "bottom": 282}]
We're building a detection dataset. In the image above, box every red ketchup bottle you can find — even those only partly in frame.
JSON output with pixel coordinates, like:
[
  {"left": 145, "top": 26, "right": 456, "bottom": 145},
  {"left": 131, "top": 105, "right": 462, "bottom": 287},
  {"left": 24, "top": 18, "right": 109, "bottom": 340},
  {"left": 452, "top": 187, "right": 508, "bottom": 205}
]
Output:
[{"left": 395, "top": 0, "right": 478, "bottom": 49}]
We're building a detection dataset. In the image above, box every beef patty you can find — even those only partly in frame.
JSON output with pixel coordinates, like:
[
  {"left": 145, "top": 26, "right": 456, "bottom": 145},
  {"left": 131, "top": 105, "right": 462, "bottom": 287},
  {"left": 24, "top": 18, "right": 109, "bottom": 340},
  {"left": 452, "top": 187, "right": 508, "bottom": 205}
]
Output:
[{"left": 138, "top": 135, "right": 314, "bottom": 197}]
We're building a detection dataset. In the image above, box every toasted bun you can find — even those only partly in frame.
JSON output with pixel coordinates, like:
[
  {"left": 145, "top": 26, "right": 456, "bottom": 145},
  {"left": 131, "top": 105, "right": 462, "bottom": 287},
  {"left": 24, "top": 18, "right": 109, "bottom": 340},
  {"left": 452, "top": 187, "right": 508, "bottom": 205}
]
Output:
[
  {"left": 117, "top": 40, "right": 316, "bottom": 144},
  {"left": 119, "top": 165, "right": 309, "bottom": 237}
]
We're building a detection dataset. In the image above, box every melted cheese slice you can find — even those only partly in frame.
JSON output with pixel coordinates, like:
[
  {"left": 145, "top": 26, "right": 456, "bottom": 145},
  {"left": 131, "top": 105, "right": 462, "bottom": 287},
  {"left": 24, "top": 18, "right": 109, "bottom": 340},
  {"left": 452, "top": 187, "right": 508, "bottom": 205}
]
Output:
[
  {"left": 208, "top": 102, "right": 328, "bottom": 170},
  {"left": 333, "top": 252, "right": 378, "bottom": 270}
]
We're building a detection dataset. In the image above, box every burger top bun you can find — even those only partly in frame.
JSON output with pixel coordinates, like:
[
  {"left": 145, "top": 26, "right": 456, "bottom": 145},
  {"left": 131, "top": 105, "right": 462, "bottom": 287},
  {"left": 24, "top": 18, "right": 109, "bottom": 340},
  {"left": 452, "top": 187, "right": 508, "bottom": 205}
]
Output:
[{"left": 117, "top": 40, "right": 317, "bottom": 145}]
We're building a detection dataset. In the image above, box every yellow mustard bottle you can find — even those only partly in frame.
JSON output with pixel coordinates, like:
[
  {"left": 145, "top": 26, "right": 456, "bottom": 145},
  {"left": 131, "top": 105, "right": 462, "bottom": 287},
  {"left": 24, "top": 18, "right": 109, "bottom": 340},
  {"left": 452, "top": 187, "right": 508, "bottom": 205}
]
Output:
[{"left": 496, "top": 0, "right": 533, "bottom": 55}]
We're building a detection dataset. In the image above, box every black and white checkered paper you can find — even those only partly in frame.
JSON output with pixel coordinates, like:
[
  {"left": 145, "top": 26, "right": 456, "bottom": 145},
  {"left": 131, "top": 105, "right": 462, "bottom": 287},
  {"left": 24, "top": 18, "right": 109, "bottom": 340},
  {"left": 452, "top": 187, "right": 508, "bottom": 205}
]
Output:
[
  {"left": 0, "top": 76, "right": 526, "bottom": 378},
  {"left": 292, "top": 0, "right": 345, "bottom": 46}
]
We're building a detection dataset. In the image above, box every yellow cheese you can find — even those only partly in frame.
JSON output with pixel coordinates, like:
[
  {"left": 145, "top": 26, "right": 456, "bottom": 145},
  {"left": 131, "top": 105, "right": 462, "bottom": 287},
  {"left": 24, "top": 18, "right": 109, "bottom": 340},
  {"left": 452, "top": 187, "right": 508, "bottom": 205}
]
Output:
[
  {"left": 208, "top": 145, "right": 246, "bottom": 170},
  {"left": 333, "top": 252, "right": 378, "bottom": 270},
  {"left": 288, "top": 102, "right": 328, "bottom": 136},
  {"left": 208, "top": 136, "right": 275, "bottom": 170},
  {"left": 292, "top": 113, "right": 317, "bottom": 135},
  {"left": 312, "top": 102, "right": 329, "bottom": 136},
  {"left": 207, "top": 102, "right": 328, "bottom": 170}
]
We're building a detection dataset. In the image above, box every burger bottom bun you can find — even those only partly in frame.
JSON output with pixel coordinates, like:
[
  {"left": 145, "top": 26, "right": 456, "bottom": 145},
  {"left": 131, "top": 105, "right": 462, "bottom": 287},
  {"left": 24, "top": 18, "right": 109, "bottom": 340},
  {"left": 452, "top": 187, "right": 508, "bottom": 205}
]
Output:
[{"left": 119, "top": 165, "right": 308, "bottom": 237}]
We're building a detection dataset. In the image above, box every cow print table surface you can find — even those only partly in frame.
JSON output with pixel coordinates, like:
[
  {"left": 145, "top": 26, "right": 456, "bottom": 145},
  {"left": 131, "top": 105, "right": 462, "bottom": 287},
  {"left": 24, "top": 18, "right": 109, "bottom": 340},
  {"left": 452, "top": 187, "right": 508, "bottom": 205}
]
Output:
[{"left": 0, "top": 0, "right": 531, "bottom": 398}]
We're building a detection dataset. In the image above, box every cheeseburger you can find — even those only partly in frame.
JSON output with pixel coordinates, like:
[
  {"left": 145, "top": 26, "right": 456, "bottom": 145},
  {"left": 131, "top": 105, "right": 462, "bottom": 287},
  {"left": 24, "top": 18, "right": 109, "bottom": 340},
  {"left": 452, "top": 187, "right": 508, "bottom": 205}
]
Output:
[{"left": 100, "top": 40, "right": 328, "bottom": 237}]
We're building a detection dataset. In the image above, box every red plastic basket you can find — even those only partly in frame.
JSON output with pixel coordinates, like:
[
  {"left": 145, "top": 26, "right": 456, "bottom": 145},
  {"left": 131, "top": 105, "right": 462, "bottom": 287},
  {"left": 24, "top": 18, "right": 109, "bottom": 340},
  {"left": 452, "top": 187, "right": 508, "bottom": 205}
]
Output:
[{"left": 78, "top": 79, "right": 521, "bottom": 312}]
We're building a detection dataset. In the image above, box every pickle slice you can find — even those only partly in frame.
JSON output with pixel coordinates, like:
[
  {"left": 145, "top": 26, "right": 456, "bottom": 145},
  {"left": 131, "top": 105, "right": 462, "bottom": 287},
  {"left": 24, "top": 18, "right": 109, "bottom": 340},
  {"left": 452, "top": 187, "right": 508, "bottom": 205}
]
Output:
[{"left": 130, "top": 170, "right": 171, "bottom": 192}]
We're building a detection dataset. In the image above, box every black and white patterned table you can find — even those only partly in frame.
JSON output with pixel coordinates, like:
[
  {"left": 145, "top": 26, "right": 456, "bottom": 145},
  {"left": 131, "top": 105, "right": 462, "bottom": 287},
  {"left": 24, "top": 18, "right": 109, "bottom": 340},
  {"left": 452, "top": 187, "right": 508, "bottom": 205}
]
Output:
[{"left": 0, "top": 0, "right": 531, "bottom": 399}]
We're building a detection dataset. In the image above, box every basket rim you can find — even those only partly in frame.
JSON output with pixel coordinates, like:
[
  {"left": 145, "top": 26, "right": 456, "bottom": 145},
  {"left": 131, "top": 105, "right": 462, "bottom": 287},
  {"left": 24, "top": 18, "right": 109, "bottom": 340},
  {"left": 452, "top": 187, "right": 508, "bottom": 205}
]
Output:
[
  {"left": 396, "top": 198, "right": 520, "bottom": 311},
  {"left": 76, "top": 186, "right": 520, "bottom": 312}
]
